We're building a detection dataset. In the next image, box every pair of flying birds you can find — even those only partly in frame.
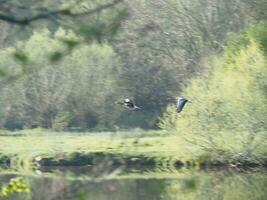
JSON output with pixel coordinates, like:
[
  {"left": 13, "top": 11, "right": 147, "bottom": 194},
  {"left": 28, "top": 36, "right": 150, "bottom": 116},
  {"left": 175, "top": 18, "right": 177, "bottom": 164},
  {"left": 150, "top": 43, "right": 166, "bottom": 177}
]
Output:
[{"left": 116, "top": 97, "right": 192, "bottom": 113}]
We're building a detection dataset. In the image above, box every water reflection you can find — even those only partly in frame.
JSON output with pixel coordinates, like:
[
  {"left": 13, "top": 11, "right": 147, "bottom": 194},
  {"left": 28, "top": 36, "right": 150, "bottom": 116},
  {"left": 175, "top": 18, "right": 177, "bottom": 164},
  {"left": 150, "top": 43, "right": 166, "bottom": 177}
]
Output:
[{"left": 0, "top": 167, "right": 266, "bottom": 200}]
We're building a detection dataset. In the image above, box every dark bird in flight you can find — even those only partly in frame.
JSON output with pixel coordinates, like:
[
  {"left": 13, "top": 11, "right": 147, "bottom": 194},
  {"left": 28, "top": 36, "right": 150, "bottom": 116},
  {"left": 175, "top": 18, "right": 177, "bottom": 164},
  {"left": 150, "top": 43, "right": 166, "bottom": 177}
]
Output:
[
  {"left": 116, "top": 98, "right": 142, "bottom": 110},
  {"left": 176, "top": 97, "right": 192, "bottom": 113}
]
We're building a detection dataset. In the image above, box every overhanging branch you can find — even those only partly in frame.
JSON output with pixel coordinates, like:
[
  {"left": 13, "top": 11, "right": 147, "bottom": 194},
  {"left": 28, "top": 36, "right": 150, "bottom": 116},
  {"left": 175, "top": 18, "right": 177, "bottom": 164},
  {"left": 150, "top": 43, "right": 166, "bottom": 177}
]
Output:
[{"left": 0, "top": 0, "right": 124, "bottom": 25}]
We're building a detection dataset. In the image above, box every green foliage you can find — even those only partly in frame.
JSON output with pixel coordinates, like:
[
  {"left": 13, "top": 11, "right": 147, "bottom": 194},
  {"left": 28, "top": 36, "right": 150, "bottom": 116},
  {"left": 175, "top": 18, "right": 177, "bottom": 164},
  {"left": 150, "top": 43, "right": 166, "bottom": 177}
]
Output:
[
  {"left": 224, "top": 21, "right": 267, "bottom": 61},
  {"left": 182, "top": 177, "right": 198, "bottom": 191},
  {"left": 13, "top": 51, "right": 28, "bottom": 64},
  {"left": 0, "top": 28, "right": 124, "bottom": 129},
  {"left": 0, "top": 177, "right": 29, "bottom": 197},
  {"left": 52, "top": 111, "right": 71, "bottom": 131},
  {"left": 111, "top": 0, "right": 261, "bottom": 128},
  {"left": 79, "top": 23, "right": 104, "bottom": 40},
  {"left": 0, "top": 68, "right": 5, "bottom": 76},
  {"left": 0, "top": 1, "right": 266, "bottom": 130},
  {"left": 49, "top": 51, "right": 63, "bottom": 62},
  {"left": 60, "top": 38, "right": 79, "bottom": 50},
  {"left": 160, "top": 23, "right": 267, "bottom": 133},
  {"left": 78, "top": 8, "right": 128, "bottom": 42},
  {"left": 160, "top": 23, "right": 267, "bottom": 159},
  {"left": 249, "top": 21, "right": 267, "bottom": 54}
]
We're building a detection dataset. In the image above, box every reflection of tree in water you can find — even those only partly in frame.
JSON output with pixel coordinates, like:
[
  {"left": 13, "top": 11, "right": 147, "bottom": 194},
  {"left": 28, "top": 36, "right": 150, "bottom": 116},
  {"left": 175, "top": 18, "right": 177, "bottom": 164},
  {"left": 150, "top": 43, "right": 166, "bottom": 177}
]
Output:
[
  {"left": 164, "top": 170, "right": 267, "bottom": 200},
  {"left": 1, "top": 168, "right": 267, "bottom": 200},
  {"left": 30, "top": 177, "right": 167, "bottom": 200}
]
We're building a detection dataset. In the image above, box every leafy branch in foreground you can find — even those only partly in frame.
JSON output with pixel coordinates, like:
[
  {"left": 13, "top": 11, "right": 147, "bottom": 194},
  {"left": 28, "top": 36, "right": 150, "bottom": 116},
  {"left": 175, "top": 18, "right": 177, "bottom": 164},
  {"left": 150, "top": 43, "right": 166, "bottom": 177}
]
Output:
[{"left": 0, "top": 0, "right": 124, "bottom": 25}]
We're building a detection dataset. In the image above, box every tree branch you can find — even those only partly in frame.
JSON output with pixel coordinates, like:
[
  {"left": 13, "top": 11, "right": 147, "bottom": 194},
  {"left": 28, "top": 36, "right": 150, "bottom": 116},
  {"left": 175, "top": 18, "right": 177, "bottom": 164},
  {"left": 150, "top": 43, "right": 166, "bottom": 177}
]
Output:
[{"left": 0, "top": 0, "right": 124, "bottom": 25}]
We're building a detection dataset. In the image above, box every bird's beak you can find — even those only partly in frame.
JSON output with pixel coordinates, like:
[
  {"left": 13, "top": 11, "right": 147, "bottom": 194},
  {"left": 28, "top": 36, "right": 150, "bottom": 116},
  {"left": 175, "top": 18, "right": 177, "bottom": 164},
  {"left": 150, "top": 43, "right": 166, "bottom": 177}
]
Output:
[{"left": 188, "top": 100, "right": 192, "bottom": 103}]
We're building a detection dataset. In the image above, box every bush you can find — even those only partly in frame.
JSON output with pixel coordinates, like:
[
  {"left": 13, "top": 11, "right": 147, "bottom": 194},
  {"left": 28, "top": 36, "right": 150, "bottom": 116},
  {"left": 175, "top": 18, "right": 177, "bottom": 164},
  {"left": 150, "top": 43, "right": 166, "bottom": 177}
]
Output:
[{"left": 159, "top": 23, "right": 267, "bottom": 161}]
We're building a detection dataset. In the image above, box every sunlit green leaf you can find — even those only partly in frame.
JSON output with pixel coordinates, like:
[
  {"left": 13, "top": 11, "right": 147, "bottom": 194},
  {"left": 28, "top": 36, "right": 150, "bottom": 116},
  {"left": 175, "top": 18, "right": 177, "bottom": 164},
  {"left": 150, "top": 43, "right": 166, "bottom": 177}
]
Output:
[{"left": 0, "top": 177, "right": 29, "bottom": 197}]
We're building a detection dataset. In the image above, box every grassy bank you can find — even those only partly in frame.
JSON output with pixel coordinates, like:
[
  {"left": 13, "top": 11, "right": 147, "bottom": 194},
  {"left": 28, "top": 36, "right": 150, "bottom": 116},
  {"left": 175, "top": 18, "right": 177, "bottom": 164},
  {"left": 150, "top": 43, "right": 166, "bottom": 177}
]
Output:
[{"left": 1, "top": 129, "right": 266, "bottom": 170}]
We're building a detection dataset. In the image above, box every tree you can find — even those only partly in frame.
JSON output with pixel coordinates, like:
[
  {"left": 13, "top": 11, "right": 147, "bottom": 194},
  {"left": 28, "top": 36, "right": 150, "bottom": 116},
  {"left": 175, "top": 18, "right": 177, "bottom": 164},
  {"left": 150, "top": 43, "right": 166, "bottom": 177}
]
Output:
[
  {"left": 0, "top": 28, "right": 124, "bottom": 129},
  {"left": 160, "top": 23, "right": 267, "bottom": 136},
  {"left": 110, "top": 0, "right": 255, "bottom": 127},
  {"left": 0, "top": 0, "right": 128, "bottom": 63}
]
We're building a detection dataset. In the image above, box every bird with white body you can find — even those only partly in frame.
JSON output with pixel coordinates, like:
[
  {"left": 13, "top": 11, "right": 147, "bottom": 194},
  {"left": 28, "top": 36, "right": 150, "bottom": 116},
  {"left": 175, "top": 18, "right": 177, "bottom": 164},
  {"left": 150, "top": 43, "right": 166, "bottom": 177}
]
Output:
[{"left": 116, "top": 98, "right": 142, "bottom": 110}]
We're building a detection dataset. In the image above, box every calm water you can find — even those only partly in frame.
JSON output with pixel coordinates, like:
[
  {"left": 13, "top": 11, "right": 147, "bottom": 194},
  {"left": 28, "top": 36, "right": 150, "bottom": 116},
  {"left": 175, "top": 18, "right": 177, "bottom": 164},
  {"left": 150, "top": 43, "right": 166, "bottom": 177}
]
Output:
[{"left": 0, "top": 166, "right": 266, "bottom": 200}]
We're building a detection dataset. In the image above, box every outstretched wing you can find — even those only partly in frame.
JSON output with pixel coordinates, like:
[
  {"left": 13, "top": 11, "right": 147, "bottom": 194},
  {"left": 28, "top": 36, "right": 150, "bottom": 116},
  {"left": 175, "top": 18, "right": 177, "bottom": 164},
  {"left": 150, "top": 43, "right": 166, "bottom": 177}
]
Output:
[{"left": 176, "top": 98, "right": 187, "bottom": 112}]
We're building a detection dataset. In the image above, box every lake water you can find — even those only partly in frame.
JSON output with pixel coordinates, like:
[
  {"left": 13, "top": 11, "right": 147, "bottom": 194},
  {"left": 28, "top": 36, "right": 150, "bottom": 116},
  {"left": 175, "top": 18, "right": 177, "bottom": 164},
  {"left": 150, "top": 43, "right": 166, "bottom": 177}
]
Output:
[{"left": 0, "top": 166, "right": 266, "bottom": 200}]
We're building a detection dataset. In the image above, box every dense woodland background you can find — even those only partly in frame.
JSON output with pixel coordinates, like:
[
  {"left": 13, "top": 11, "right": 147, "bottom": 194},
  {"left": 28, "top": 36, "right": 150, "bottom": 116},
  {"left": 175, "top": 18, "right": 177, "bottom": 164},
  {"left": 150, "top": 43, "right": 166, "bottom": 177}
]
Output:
[{"left": 0, "top": 0, "right": 266, "bottom": 131}]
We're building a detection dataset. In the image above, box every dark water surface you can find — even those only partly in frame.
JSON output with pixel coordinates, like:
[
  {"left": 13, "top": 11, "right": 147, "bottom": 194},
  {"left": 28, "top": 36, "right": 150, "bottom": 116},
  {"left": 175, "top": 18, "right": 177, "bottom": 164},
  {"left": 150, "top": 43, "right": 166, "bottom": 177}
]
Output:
[{"left": 0, "top": 166, "right": 266, "bottom": 200}]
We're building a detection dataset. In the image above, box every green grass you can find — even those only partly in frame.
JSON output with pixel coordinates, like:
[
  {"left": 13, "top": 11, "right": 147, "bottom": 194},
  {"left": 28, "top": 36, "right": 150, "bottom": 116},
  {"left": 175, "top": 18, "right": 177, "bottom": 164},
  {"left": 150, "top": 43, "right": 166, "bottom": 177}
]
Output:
[
  {"left": 0, "top": 129, "right": 266, "bottom": 170},
  {"left": 0, "top": 130, "right": 199, "bottom": 167}
]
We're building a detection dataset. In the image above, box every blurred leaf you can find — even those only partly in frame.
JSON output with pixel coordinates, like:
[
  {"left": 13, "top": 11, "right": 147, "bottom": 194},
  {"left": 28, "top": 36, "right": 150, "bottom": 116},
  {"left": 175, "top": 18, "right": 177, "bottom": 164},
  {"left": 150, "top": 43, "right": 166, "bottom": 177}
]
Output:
[
  {"left": 50, "top": 52, "right": 63, "bottom": 62},
  {"left": 61, "top": 39, "right": 79, "bottom": 50},
  {"left": 116, "top": 8, "right": 129, "bottom": 19},
  {"left": 13, "top": 51, "right": 28, "bottom": 64},
  {"left": 79, "top": 9, "right": 128, "bottom": 42},
  {"left": 250, "top": 21, "right": 267, "bottom": 54},
  {"left": 183, "top": 178, "right": 198, "bottom": 191},
  {"left": 79, "top": 23, "right": 105, "bottom": 42},
  {"left": 107, "top": 9, "right": 128, "bottom": 36},
  {"left": 76, "top": 194, "right": 86, "bottom": 200},
  {"left": 0, "top": 69, "right": 5, "bottom": 77},
  {"left": 52, "top": 111, "right": 71, "bottom": 131},
  {"left": 0, "top": 177, "right": 29, "bottom": 197}
]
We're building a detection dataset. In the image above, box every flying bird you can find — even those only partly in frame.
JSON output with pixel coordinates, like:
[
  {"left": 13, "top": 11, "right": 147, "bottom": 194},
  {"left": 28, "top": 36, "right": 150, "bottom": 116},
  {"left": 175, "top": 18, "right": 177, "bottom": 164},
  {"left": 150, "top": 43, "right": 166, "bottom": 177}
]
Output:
[
  {"left": 116, "top": 98, "right": 142, "bottom": 110},
  {"left": 176, "top": 97, "right": 192, "bottom": 113}
]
